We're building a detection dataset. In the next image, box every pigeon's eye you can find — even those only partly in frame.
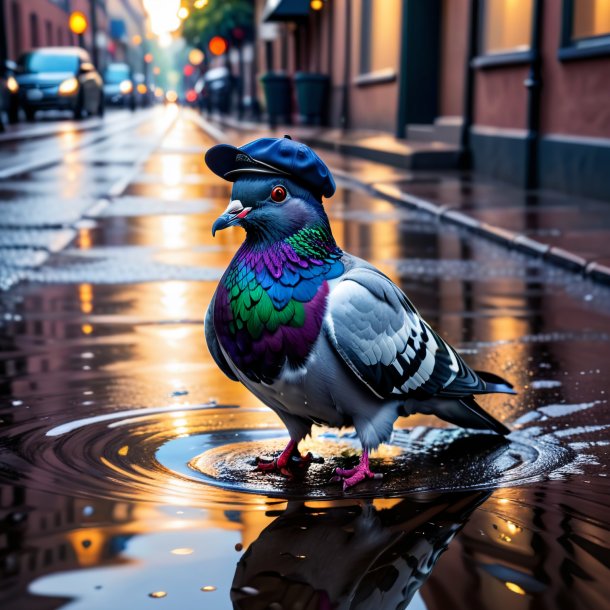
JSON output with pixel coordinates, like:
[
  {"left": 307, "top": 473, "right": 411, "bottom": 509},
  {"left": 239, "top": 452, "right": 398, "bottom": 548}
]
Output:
[{"left": 270, "top": 185, "right": 287, "bottom": 203}]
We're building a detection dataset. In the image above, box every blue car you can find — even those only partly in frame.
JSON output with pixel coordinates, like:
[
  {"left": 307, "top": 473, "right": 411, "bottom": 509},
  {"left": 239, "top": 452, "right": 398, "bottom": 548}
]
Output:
[{"left": 16, "top": 47, "right": 104, "bottom": 121}]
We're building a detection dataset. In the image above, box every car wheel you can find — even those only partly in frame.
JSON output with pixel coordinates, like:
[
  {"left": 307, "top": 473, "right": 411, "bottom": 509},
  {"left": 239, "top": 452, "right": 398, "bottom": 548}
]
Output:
[
  {"left": 8, "top": 105, "right": 19, "bottom": 124},
  {"left": 73, "top": 93, "right": 84, "bottom": 120},
  {"left": 25, "top": 107, "right": 36, "bottom": 122}
]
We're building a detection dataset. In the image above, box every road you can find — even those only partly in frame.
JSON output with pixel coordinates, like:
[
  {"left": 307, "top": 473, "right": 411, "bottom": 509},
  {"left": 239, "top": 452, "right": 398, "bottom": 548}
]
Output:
[{"left": 0, "top": 106, "right": 609, "bottom": 610}]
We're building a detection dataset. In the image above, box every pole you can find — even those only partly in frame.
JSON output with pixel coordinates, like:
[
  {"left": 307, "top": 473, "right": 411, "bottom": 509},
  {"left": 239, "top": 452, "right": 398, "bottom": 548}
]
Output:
[
  {"left": 0, "top": 0, "right": 6, "bottom": 131},
  {"left": 524, "top": 0, "right": 544, "bottom": 189},
  {"left": 459, "top": 0, "right": 480, "bottom": 168},
  {"left": 340, "top": 0, "right": 351, "bottom": 130},
  {"left": 89, "top": 0, "right": 99, "bottom": 67}
]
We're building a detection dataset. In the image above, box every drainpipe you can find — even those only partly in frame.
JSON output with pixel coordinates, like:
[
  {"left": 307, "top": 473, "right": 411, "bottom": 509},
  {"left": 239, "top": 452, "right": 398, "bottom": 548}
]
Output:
[
  {"left": 0, "top": 0, "right": 6, "bottom": 131},
  {"left": 524, "top": 0, "right": 544, "bottom": 189},
  {"left": 340, "top": 0, "right": 351, "bottom": 129},
  {"left": 89, "top": 0, "right": 99, "bottom": 68},
  {"left": 459, "top": 0, "right": 479, "bottom": 168},
  {"left": 395, "top": 0, "right": 409, "bottom": 139}
]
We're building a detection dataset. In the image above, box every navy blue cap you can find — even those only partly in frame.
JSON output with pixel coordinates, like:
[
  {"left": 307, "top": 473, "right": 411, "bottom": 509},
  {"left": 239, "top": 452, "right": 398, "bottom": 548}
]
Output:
[{"left": 204, "top": 136, "right": 336, "bottom": 199}]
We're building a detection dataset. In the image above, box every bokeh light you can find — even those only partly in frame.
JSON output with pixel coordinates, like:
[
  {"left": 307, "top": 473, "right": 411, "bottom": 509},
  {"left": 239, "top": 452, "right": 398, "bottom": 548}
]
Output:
[
  {"left": 209, "top": 36, "right": 227, "bottom": 56},
  {"left": 69, "top": 11, "right": 88, "bottom": 35},
  {"left": 188, "top": 48, "right": 204, "bottom": 65}
]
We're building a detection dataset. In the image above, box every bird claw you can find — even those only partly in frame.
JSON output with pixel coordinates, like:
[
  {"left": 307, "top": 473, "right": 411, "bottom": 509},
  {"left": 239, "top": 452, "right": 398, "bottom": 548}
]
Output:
[
  {"left": 332, "top": 465, "right": 383, "bottom": 490},
  {"left": 255, "top": 451, "right": 321, "bottom": 477}
]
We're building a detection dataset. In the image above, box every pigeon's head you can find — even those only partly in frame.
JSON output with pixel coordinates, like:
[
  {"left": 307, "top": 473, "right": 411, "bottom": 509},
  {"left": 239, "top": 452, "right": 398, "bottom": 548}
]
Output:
[{"left": 205, "top": 137, "right": 336, "bottom": 242}]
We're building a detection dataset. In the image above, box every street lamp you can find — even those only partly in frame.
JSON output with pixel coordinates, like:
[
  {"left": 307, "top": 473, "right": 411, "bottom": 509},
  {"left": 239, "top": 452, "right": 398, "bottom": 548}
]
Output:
[{"left": 69, "top": 11, "right": 88, "bottom": 49}]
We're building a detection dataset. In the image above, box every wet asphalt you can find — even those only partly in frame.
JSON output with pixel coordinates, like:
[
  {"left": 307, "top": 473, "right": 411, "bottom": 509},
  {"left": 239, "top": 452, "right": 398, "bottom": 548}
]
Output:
[{"left": 0, "top": 106, "right": 609, "bottom": 610}]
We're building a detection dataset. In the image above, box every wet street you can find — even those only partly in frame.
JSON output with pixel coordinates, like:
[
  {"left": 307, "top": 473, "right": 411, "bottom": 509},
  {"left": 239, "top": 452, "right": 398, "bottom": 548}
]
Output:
[{"left": 0, "top": 106, "right": 609, "bottom": 610}]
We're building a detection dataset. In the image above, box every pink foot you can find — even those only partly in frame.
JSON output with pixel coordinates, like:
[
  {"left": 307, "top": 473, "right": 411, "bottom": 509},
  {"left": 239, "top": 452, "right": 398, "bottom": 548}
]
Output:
[
  {"left": 331, "top": 450, "right": 383, "bottom": 490},
  {"left": 255, "top": 439, "right": 315, "bottom": 477}
]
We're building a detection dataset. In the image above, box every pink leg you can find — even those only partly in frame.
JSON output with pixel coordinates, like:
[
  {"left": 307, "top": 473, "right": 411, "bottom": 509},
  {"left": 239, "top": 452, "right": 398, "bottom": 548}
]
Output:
[
  {"left": 256, "top": 439, "right": 313, "bottom": 477},
  {"left": 332, "top": 449, "right": 382, "bottom": 490}
]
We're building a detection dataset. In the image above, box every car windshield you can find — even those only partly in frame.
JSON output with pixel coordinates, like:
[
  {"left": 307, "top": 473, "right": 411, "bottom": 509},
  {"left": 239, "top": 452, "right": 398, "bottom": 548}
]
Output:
[
  {"left": 104, "top": 65, "right": 130, "bottom": 84},
  {"left": 19, "top": 53, "right": 79, "bottom": 74}
]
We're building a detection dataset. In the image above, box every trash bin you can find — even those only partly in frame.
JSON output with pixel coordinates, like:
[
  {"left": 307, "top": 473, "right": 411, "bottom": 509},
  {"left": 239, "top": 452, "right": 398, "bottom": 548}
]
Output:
[
  {"left": 260, "top": 72, "right": 292, "bottom": 127},
  {"left": 294, "top": 72, "right": 329, "bottom": 126},
  {"left": 205, "top": 66, "right": 232, "bottom": 114}
]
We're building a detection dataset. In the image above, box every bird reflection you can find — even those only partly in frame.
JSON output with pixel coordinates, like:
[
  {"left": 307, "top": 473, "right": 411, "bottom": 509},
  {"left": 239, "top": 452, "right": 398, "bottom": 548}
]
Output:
[{"left": 231, "top": 491, "right": 491, "bottom": 610}]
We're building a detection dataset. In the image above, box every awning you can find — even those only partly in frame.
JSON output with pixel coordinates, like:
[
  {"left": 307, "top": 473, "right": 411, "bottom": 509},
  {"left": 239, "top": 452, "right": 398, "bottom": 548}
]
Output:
[{"left": 262, "top": 0, "right": 310, "bottom": 22}]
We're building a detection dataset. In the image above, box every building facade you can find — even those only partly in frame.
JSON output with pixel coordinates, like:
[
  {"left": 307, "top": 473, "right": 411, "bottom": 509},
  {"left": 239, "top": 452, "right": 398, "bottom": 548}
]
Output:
[{"left": 258, "top": 0, "right": 610, "bottom": 201}]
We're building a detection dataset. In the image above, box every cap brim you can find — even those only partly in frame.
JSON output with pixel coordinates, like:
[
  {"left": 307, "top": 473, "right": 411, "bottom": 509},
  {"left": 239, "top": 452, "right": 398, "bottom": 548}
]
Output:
[{"left": 204, "top": 143, "right": 289, "bottom": 182}]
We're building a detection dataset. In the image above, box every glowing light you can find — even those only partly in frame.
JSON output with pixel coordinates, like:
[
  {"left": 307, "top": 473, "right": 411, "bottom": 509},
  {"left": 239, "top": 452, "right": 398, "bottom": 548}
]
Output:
[
  {"left": 137, "top": 83, "right": 148, "bottom": 94},
  {"left": 143, "top": 0, "right": 181, "bottom": 35},
  {"left": 153, "top": 66, "right": 161, "bottom": 75},
  {"left": 209, "top": 36, "right": 227, "bottom": 56},
  {"left": 118, "top": 445, "right": 129, "bottom": 456},
  {"left": 165, "top": 90, "right": 178, "bottom": 103},
  {"left": 310, "top": 0, "right": 324, "bottom": 9},
  {"left": 506, "top": 521, "right": 522, "bottom": 535},
  {"left": 79, "top": 283, "right": 93, "bottom": 314},
  {"left": 79, "top": 228, "right": 91, "bottom": 249},
  {"left": 185, "top": 89, "right": 197, "bottom": 103},
  {"left": 119, "top": 79, "right": 133, "bottom": 94},
  {"left": 132, "top": 34, "right": 142, "bottom": 45},
  {"left": 69, "top": 11, "right": 88, "bottom": 35},
  {"left": 188, "top": 48, "right": 204, "bottom": 65},
  {"left": 505, "top": 582, "right": 526, "bottom": 595},
  {"left": 7, "top": 76, "right": 18, "bottom": 93},
  {"left": 171, "top": 547, "right": 194, "bottom": 555},
  {"left": 155, "top": 86, "right": 164, "bottom": 98},
  {"left": 194, "top": 0, "right": 208, "bottom": 8},
  {"left": 81, "top": 324, "right": 93, "bottom": 335},
  {"left": 178, "top": 6, "right": 189, "bottom": 19},
  {"left": 499, "top": 533, "right": 512, "bottom": 543},
  {"left": 158, "top": 32, "right": 173, "bottom": 48},
  {"left": 144, "top": 52, "right": 154, "bottom": 63},
  {"left": 58, "top": 77, "right": 79, "bottom": 95}
]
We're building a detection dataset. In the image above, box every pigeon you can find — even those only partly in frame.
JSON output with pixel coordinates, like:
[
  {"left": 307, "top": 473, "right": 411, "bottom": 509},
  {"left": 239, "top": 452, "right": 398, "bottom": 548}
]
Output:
[{"left": 204, "top": 136, "right": 514, "bottom": 489}]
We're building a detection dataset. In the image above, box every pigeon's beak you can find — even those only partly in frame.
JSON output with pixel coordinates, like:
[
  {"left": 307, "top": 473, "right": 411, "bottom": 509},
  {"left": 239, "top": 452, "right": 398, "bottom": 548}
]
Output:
[{"left": 211, "top": 199, "right": 252, "bottom": 236}]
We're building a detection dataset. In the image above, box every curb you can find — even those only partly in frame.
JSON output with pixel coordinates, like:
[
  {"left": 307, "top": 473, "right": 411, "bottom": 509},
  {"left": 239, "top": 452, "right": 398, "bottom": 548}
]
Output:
[{"left": 197, "top": 114, "right": 610, "bottom": 286}]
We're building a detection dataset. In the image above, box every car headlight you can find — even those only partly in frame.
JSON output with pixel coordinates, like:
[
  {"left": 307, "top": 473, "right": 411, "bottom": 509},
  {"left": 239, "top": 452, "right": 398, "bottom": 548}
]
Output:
[
  {"left": 119, "top": 80, "right": 133, "bottom": 94},
  {"left": 58, "top": 77, "right": 79, "bottom": 95},
  {"left": 7, "top": 76, "right": 18, "bottom": 93}
]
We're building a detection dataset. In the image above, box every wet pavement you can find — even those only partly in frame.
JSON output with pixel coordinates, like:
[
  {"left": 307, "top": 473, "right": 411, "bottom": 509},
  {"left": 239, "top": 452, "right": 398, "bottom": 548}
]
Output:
[{"left": 1, "top": 107, "right": 609, "bottom": 610}]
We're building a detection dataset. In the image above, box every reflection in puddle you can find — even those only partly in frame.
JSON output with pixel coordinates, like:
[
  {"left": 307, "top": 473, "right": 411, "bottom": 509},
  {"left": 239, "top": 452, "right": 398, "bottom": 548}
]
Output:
[{"left": 231, "top": 492, "right": 490, "bottom": 610}]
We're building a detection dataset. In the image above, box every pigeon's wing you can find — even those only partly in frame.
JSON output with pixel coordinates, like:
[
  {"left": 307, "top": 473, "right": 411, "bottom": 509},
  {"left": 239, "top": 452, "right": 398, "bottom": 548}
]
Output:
[
  {"left": 205, "top": 292, "right": 238, "bottom": 382},
  {"left": 324, "top": 267, "right": 476, "bottom": 400}
]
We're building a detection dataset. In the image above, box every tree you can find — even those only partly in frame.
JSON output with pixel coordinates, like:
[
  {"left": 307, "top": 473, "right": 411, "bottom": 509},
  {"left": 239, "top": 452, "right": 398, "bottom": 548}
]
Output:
[{"left": 182, "top": 0, "right": 253, "bottom": 51}]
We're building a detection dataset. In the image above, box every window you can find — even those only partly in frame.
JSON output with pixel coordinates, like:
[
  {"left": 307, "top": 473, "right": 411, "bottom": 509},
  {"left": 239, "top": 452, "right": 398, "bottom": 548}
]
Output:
[
  {"left": 482, "top": 0, "right": 534, "bottom": 54},
  {"left": 573, "top": 0, "right": 610, "bottom": 40},
  {"left": 357, "top": 0, "right": 400, "bottom": 85},
  {"left": 11, "top": 2, "right": 21, "bottom": 59},
  {"left": 46, "top": 20, "right": 53, "bottom": 45},
  {"left": 30, "top": 13, "right": 39, "bottom": 48},
  {"left": 560, "top": 0, "right": 610, "bottom": 59}
]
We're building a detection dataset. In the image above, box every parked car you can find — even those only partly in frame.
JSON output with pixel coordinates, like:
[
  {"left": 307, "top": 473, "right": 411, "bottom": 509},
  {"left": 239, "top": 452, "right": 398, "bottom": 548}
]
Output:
[
  {"left": 0, "top": 60, "right": 20, "bottom": 124},
  {"left": 15, "top": 47, "right": 103, "bottom": 121},
  {"left": 103, "top": 63, "right": 135, "bottom": 110}
]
